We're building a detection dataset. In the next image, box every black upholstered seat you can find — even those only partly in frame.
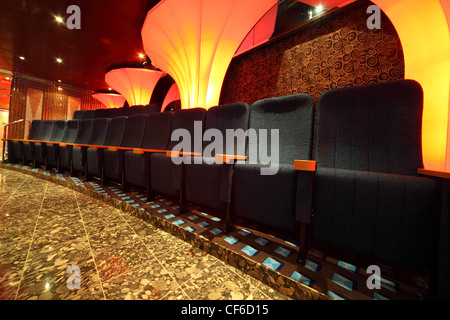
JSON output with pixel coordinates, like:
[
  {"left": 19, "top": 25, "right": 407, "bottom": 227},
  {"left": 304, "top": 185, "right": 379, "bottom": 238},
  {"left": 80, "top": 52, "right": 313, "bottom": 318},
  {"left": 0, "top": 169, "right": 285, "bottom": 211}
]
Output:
[
  {"left": 34, "top": 120, "right": 66, "bottom": 168},
  {"left": 93, "top": 109, "right": 107, "bottom": 119},
  {"left": 59, "top": 119, "right": 93, "bottom": 173},
  {"left": 31, "top": 120, "right": 55, "bottom": 168},
  {"left": 150, "top": 108, "right": 207, "bottom": 202},
  {"left": 232, "top": 94, "right": 314, "bottom": 238},
  {"left": 183, "top": 102, "right": 250, "bottom": 221},
  {"left": 11, "top": 120, "right": 42, "bottom": 163},
  {"left": 72, "top": 110, "right": 84, "bottom": 120},
  {"left": 72, "top": 118, "right": 109, "bottom": 176},
  {"left": 308, "top": 79, "right": 440, "bottom": 272},
  {"left": 86, "top": 117, "right": 126, "bottom": 181},
  {"left": 46, "top": 119, "right": 80, "bottom": 170},
  {"left": 123, "top": 112, "right": 173, "bottom": 194},
  {"left": 102, "top": 115, "right": 147, "bottom": 184},
  {"left": 82, "top": 110, "right": 95, "bottom": 119}
]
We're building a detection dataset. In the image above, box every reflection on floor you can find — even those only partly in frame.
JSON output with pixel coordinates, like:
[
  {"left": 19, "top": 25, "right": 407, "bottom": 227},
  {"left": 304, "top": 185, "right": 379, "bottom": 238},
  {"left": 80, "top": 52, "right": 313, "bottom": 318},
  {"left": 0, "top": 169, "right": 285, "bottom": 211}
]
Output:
[{"left": 0, "top": 168, "right": 290, "bottom": 300}]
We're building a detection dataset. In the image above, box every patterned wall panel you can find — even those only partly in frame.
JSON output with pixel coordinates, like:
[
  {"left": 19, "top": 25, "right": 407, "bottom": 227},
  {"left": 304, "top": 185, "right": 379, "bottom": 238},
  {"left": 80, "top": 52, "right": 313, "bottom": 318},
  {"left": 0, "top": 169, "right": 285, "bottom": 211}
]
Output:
[
  {"left": 220, "top": 0, "right": 405, "bottom": 105},
  {"left": 7, "top": 73, "right": 102, "bottom": 139}
]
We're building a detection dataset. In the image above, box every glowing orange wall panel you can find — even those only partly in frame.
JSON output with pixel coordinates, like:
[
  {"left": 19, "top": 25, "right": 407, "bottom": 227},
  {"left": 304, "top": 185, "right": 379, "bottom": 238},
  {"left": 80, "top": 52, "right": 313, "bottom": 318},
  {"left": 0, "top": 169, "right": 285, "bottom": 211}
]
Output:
[
  {"left": 92, "top": 93, "right": 126, "bottom": 109},
  {"left": 141, "top": 0, "right": 278, "bottom": 109},
  {"left": 161, "top": 83, "right": 180, "bottom": 112},
  {"left": 372, "top": 0, "right": 450, "bottom": 172},
  {"left": 105, "top": 68, "right": 163, "bottom": 107}
]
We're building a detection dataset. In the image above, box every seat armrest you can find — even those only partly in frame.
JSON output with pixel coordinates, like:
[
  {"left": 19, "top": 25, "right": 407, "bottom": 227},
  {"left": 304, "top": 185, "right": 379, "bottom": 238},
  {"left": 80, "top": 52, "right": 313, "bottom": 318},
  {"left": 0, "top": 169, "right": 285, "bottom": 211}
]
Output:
[
  {"left": 166, "top": 150, "right": 201, "bottom": 158},
  {"left": 215, "top": 154, "right": 247, "bottom": 164},
  {"left": 418, "top": 168, "right": 450, "bottom": 180},
  {"left": 294, "top": 160, "right": 316, "bottom": 172}
]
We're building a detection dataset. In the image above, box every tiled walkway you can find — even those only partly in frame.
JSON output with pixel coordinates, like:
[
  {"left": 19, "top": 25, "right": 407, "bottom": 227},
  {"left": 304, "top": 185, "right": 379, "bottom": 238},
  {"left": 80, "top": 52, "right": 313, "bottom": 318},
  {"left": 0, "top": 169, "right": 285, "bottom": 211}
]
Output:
[{"left": 0, "top": 168, "right": 290, "bottom": 300}]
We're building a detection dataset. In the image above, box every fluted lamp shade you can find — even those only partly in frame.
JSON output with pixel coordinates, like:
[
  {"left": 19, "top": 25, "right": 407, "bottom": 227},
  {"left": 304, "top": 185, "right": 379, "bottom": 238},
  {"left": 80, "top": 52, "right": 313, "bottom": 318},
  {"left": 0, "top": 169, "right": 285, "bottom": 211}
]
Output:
[
  {"left": 105, "top": 68, "right": 164, "bottom": 107},
  {"left": 141, "top": 0, "right": 278, "bottom": 109},
  {"left": 161, "top": 83, "right": 181, "bottom": 112},
  {"left": 92, "top": 93, "right": 126, "bottom": 109}
]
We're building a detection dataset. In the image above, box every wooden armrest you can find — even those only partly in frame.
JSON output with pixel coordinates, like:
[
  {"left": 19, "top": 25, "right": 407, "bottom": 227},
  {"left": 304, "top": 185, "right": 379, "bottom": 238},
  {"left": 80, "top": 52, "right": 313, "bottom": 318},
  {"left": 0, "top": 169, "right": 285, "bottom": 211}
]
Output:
[
  {"left": 133, "top": 148, "right": 167, "bottom": 154},
  {"left": 418, "top": 168, "right": 450, "bottom": 180},
  {"left": 88, "top": 145, "right": 108, "bottom": 150},
  {"left": 215, "top": 154, "right": 247, "bottom": 164},
  {"left": 166, "top": 150, "right": 201, "bottom": 157},
  {"left": 294, "top": 160, "right": 317, "bottom": 172}
]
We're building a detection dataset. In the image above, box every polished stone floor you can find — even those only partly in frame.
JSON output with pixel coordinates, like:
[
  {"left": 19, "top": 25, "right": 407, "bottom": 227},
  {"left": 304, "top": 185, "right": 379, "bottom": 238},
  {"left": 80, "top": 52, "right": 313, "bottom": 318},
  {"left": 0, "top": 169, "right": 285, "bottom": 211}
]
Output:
[{"left": 0, "top": 168, "right": 290, "bottom": 300}]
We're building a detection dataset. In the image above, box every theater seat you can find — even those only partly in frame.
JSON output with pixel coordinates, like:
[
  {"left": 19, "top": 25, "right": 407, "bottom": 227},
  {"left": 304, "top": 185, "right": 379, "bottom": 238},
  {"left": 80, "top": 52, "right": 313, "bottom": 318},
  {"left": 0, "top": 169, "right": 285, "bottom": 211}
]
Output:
[
  {"left": 123, "top": 112, "right": 173, "bottom": 195},
  {"left": 72, "top": 118, "right": 109, "bottom": 176},
  {"left": 232, "top": 94, "right": 314, "bottom": 239},
  {"left": 151, "top": 108, "right": 207, "bottom": 203},
  {"left": 183, "top": 103, "right": 250, "bottom": 222},
  {"left": 59, "top": 119, "right": 93, "bottom": 174},
  {"left": 35, "top": 120, "right": 66, "bottom": 169},
  {"left": 83, "top": 110, "right": 95, "bottom": 119},
  {"left": 30, "top": 120, "right": 55, "bottom": 168},
  {"left": 46, "top": 119, "right": 80, "bottom": 170},
  {"left": 72, "top": 110, "right": 84, "bottom": 120},
  {"left": 306, "top": 79, "right": 440, "bottom": 272},
  {"left": 86, "top": 117, "right": 126, "bottom": 181},
  {"left": 102, "top": 115, "right": 147, "bottom": 185},
  {"left": 11, "top": 120, "right": 42, "bottom": 163}
]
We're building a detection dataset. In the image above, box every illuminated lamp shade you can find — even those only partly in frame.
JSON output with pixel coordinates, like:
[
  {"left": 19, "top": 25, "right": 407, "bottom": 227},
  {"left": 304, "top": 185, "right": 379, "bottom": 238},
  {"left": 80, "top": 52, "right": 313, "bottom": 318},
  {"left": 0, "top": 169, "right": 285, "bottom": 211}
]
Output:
[
  {"left": 105, "top": 68, "right": 164, "bottom": 107},
  {"left": 298, "top": 0, "right": 356, "bottom": 9},
  {"left": 92, "top": 93, "right": 126, "bottom": 109},
  {"left": 234, "top": 4, "right": 278, "bottom": 57},
  {"left": 141, "top": 0, "right": 278, "bottom": 109},
  {"left": 161, "top": 83, "right": 181, "bottom": 112}
]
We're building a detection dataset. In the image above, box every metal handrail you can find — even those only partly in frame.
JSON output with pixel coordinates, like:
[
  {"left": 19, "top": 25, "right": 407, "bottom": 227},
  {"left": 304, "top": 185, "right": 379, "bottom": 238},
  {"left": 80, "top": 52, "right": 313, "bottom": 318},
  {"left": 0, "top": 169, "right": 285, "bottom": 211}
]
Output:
[{"left": 2, "top": 119, "right": 31, "bottom": 162}]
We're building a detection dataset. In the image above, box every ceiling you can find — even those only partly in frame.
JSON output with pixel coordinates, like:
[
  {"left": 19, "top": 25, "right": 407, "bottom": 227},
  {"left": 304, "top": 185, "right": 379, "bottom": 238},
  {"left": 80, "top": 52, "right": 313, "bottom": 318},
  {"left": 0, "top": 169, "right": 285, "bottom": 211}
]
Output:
[{"left": 0, "top": 0, "right": 328, "bottom": 108}]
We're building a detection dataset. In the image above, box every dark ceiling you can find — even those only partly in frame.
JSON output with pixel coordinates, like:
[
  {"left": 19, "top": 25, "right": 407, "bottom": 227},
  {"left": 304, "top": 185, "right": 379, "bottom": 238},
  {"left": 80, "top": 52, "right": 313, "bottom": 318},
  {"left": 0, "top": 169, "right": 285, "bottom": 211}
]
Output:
[{"left": 0, "top": 0, "right": 317, "bottom": 93}]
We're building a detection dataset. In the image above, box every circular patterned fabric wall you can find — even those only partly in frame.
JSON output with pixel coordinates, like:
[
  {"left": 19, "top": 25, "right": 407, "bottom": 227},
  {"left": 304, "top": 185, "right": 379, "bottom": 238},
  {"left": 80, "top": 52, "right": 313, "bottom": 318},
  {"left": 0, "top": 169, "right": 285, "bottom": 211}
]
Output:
[{"left": 220, "top": 0, "right": 404, "bottom": 105}]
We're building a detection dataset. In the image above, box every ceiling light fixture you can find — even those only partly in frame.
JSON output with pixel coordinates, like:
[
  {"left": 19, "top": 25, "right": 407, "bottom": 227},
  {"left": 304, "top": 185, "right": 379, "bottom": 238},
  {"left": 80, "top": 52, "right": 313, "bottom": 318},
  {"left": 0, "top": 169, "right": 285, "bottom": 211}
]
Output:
[
  {"left": 56, "top": 58, "right": 63, "bottom": 63},
  {"left": 55, "top": 16, "right": 64, "bottom": 23},
  {"left": 19, "top": 56, "right": 25, "bottom": 60},
  {"left": 138, "top": 53, "right": 145, "bottom": 59}
]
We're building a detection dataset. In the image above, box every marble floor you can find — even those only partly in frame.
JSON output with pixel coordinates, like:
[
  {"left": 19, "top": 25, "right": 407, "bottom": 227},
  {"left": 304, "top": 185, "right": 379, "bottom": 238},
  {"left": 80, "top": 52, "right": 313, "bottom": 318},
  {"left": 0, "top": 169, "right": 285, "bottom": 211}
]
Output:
[{"left": 0, "top": 168, "right": 290, "bottom": 300}]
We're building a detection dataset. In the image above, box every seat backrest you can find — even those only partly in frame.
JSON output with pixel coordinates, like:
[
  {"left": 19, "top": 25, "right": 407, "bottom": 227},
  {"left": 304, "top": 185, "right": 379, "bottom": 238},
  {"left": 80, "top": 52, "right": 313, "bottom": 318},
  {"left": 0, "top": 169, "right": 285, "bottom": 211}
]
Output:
[
  {"left": 167, "top": 108, "right": 207, "bottom": 152},
  {"left": 141, "top": 112, "right": 173, "bottom": 150},
  {"left": 37, "top": 120, "right": 55, "bottom": 141},
  {"left": 314, "top": 79, "right": 424, "bottom": 176},
  {"left": 125, "top": 105, "right": 145, "bottom": 116},
  {"left": 75, "top": 119, "right": 94, "bottom": 144},
  {"left": 121, "top": 115, "right": 146, "bottom": 148},
  {"left": 62, "top": 120, "right": 80, "bottom": 144},
  {"left": 72, "top": 110, "right": 84, "bottom": 120},
  {"left": 49, "top": 120, "right": 66, "bottom": 142},
  {"left": 104, "top": 116, "right": 127, "bottom": 146},
  {"left": 203, "top": 102, "right": 250, "bottom": 156},
  {"left": 28, "top": 120, "right": 42, "bottom": 140},
  {"left": 249, "top": 94, "right": 314, "bottom": 164},
  {"left": 103, "top": 109, "right": 117, "bottom": 118},
  {"left": 88, "top": 118, "right": 110, "bottom": 146},
  {"left": 82, "top": 110, "right": 95, "bottom": 119},
  {"left": 144, "top": 103, "right": 161, "bottom": 113},
  {"left": 93, "top": 109, "right": 107, "bottom": 119}
]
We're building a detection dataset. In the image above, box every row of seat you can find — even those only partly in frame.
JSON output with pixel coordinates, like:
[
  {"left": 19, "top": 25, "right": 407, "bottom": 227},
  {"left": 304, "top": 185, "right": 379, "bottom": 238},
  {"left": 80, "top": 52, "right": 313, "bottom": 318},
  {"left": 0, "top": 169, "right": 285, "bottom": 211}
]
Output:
[
  {"left": 6, "top": 79, "right": 441, "bottom": 276},
  {"left": 72, "top": 103, "right": 162, "bottom": 120}
]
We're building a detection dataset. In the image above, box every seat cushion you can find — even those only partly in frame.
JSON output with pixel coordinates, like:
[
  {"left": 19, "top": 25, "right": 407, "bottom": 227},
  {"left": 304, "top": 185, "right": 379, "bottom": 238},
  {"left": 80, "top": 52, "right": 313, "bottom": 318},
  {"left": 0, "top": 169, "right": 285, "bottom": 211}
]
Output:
[
  {"left": 233, "top": 163, "right": 298, "bottom": 233},
  {"left": 313, "top": 167, "right": 440, "bottom": 272}
]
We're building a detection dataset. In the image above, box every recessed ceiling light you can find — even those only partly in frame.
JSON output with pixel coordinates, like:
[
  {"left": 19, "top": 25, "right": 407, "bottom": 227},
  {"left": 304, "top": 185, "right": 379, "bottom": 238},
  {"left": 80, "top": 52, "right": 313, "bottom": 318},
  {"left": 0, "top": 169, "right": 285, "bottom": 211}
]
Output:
[
  {"left": 57, "top": 80, "right": 62, "bottom": 83},
  {"left": 19, "top": 56, "right": 25, "bottom": 60},
  {"left": 108, "top": 88, "right": 112, "bottom": 91},
  {"left": 138, "top": 53, "right": 145, "bottom": 59},
  {"left": 55, "top": 16, "right": 64, "bottom": 23},
  {"left": 56, "top": 58, "right": 63, "bottom": 63}
]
